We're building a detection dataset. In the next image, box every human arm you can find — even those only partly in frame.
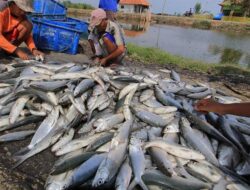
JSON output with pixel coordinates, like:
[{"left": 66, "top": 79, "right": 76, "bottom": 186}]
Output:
[
  {"left": 88, "top": 39, "right": 96, "bottom": 55},
  {"left": 195, "top": 98, "right": 250, "bottom": 117},
  {"left": 25, "top": 34, "right": 44, "bottom": 57},
  {"left": 100, "top": 44, "right": 125, "bottom": 65}
]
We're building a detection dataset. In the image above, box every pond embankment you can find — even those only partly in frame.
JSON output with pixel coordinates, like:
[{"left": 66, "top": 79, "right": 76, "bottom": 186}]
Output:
[{"left": 68, "top": 8, "right": 250, "bottom": 34}]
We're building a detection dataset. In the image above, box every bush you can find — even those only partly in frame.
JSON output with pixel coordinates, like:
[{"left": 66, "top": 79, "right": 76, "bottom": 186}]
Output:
[{"left": 192, "top": 20, "right": 212, "bottom": 29}]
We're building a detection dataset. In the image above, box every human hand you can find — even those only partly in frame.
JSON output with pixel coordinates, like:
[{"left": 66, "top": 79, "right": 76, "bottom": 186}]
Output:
[
  {"left": 93, "top": 57, "right": 100, "bottom": 64},
  {"left": 15, "top": 48, "right": 29, "bottom": 60},
  {"left": 195, "top": 98, "right": 224, "bottom": 114},
  {"left": 100, "top": 58, "right": 108, "bottom": 66},
  {"left": 32, "top": 49, "right": 44, "bottom": 57}
]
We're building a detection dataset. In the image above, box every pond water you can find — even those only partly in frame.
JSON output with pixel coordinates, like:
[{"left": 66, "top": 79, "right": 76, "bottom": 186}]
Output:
[
  {"left": 75, "top": 15, "right": 250, "bottom": 69},
  {"left": 121, "top": 21, "right": 250, "bottom": 69}
]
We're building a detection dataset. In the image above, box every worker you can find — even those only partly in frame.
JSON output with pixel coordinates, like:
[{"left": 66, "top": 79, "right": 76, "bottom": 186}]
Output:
[
  {"left": 88, "top": 8, "right": 126, "bottom": 67},
  {"left": 99, "top": 0, "right": 120, "bottom": 21},
  {"left": 0, "top": 0, "right": 44, "bottom": 60},
  {"left": 195, "top": 98, "right": 250, "bottom": 117}
]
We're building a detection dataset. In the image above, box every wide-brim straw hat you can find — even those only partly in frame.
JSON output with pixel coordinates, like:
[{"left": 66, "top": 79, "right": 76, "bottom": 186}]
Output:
[{"left": 9, "top": 0, "right": 34, "bottom": 13}]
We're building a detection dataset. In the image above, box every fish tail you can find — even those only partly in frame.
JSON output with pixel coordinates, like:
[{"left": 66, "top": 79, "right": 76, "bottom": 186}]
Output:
[
  {"left": 87, "top": 110, "right": 93, "bottom": 122},
  {"left": 13, "top": 146, "right": 30, "bottom": 156},
  {"left": 127, "top": 179, "right": 137, "bottom": 190},
  {"left": 138, "top": 179, "right": 149, "bottom": 190},
  {"left": 11, "top": 155, "right": 28, "bottom": 169},
  {"left": 219, "top": 166, "right": 250, "bottom": 186}
]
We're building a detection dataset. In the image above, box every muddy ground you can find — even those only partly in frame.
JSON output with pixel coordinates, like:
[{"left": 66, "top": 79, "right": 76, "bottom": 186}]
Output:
[{"left": 0, "top": 41, "right": 250, "bottom": 190}]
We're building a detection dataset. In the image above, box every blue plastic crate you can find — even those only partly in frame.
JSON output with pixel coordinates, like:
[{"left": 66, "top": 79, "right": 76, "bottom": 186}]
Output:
[
  {"left": 32, "top": 18, "right": 88, "bottom": 54},
  {"left": 31, "top": 13, "right": 66, "bottom": 20},
  {"left": 33, "top": 0, "right": 67, "bottom": 15}
]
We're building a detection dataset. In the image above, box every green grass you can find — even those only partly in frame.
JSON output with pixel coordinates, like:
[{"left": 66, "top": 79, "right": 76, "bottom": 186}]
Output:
[
  {"left": 62, "top": 1, "right": 94, "bottom": 10},
  {"left": 127, "top": 43, "right": 250, "bottom": 77}
]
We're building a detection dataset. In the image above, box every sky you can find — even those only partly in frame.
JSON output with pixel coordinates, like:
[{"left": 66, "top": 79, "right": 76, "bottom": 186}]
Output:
[{"left": 73, "top": 0, "right": 222, "bottom": 15}]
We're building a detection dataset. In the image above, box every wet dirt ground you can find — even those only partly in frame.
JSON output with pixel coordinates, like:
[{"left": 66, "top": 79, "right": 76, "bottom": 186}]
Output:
[{"left": 0, "top": 41, "right": 249, "bottom": 190}]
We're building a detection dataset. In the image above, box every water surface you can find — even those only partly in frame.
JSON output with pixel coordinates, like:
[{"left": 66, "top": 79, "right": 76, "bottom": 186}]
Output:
[{"left": 75, "top": 15, "right": 250, "bottom": 68}]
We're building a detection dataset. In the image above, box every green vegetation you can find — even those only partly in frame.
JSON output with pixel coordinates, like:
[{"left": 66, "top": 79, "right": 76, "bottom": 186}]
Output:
[
  {"left": 221, "top": 0, "right": 250, "bottom": 16},
  {"left": 192, "top": 20, "right": 212, "bottom": 29},
  {"left": 194, "top": 3, "right": 202, "bottom": 14},
  {"left": 62, "top": 1, "right": 94, "bottom": 10},
  {"left": 127, "top": 43, "right": 250, "bottom": 77}
]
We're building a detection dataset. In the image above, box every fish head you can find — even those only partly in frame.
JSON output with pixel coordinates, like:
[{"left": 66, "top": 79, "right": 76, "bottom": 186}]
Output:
[
  {"left": 46, "top": 182, "right": 64, "bottom": 190},
  {"left": 92, "top": 167, "right": 109, "bottom": 187}
]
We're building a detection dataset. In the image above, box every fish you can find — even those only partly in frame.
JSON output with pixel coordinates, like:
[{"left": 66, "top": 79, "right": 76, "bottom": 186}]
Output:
[
  {"left": 9, "top": 95, "right": 30, "bottom": 124},
  {"left": 27, "top": 106, "right": 60, "bottom": 150},
  {"left": 142, "top": 170, "right": 212, "bottom": 190},
  {"left": 74, "top": 79, "right": 95, "bottom": 97},
  {"left": 55, "top": 133, "right": 107, "bottom": 156},
  {"left": 155, "top": 87, "right": 183, "bottom": 109},
  {"left": 186, "top": 160, "right": 222, "bottom": 183},
  {"left": 51, "top": 151, "right": 96, "bottom": 175},
  {"left": 51, "top": 128, "right": 75, "bottom": 152},
  {"left": 93, "top": 114, "right": 124, "bottom": 132},
  {"left": 218, "top": 144, "right": 241, "bottom": 169},
  {"left": 170, "top": 70, "right": 181, "bottom": 82},
  {"left": 13, "top": 127, "right": 64, "bottom": 169},
  {"left": 0, "top": 130, "right": 35, "bottom": 142},
  {"left": 144, "top": 140, "right": 205, "bottom": 160},
  {"left": 0, "top": 60, "right": 249, "bottom": 189},
  {"left": 68, "top": 153, "right": 107, "bottom": 188},
  {"left": 92, "top": 142, "right": 127, "bottom": 187},
  {"left": 128, "top": 137, "right": 148, "bottom": 190},
  {"left": 85, "top": 132, "right": 114, "bottom": 152},
  {"left": 29, "top": 81, "right": 67, "bottom": 92},
  {"left": 148, "top": 128, "right": 175, "bottom": 177},
  {"left": 131, "top": 107, "right": 169, "bottom": 128},
  {"left": 115, "top": 159, "right": 132, "bottom": 190},
  {"left": 180, "top": 117, "right": 219, "bottom": 166}
]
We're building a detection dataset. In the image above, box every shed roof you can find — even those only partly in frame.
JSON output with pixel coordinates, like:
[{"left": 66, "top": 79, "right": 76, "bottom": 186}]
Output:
[{"left": 120, "top": 0, "right": 150, "bottom": 7}]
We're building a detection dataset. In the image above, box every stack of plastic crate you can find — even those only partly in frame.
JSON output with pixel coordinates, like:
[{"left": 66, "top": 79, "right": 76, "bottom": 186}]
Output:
[{"left": 31, "top": 0, "right": 88, "bottom": 54}]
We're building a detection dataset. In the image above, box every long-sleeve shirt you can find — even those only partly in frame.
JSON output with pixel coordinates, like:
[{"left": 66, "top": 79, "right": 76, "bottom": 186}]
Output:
[{"left": 0, "top": 1, "right": 36, "bottom": 53}]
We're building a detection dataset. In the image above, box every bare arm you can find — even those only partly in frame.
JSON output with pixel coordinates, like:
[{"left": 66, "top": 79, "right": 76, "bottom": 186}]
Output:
[
  {"left": 104, "top": 45, "right": 125, "bottom": 62},
  {"left": 88, "top": 39, "right": 96, "bottom": 55},
  {"left": 217, "top": 103, "right": 250, "bottom": 117},
  {"left": 195, "top": 98, "right": 250, "bottom": 117}
]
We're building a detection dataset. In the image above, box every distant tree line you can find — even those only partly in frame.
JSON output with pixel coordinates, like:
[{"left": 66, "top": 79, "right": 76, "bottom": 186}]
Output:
[
  {"left": 223, "top": 0, "right": 250, "bottom": 16},
  {"left": 62, "top": 1, "right": 94, "bottom": 10},
  {"left": 242, "top": 0, "right": 250, "bottom": 16}
]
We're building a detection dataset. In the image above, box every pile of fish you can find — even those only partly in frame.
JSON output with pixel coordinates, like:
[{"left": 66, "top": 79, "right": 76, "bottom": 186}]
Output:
[{"left": 0, "top": 59, "right": 250, "bottom": 190}]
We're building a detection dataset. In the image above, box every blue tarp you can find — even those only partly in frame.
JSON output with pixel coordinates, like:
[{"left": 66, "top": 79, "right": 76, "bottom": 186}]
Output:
[{"left": 99, "top": 0, "right": 118, "bottom": 12}]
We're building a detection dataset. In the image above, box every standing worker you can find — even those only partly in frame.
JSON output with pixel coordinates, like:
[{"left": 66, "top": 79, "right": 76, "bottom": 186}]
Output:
[
  {"left": 0, "top": 0, "right": 44, "bottom": 60},
  {"left": 99, "top": 0, "right": 120, "bottom": 21}
]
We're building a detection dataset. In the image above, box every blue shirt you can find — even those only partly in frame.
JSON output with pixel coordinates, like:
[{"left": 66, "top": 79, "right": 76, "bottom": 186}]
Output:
[{"left": 99, "top": 0, "right": 118, "bottom": 12}]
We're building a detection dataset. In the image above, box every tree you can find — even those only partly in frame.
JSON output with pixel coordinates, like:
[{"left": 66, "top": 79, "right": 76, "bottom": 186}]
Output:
[
  {"left": 242, "top": 0, "right": 250, "bottom": 16},
  {"left": 194, "top": 3, "right": 201, "bottom": 14}
]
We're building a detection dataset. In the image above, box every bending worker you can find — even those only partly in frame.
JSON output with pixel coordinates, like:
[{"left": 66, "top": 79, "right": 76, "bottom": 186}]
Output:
[
  {"left": 0, "top": 0, "right": 44, "bottom": 60},
  {"left": 88, "top": 8, "right": 126, "bottom": 67},
  {"left": 195, "top": 98, "right": 250, "bottom": 117}
]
